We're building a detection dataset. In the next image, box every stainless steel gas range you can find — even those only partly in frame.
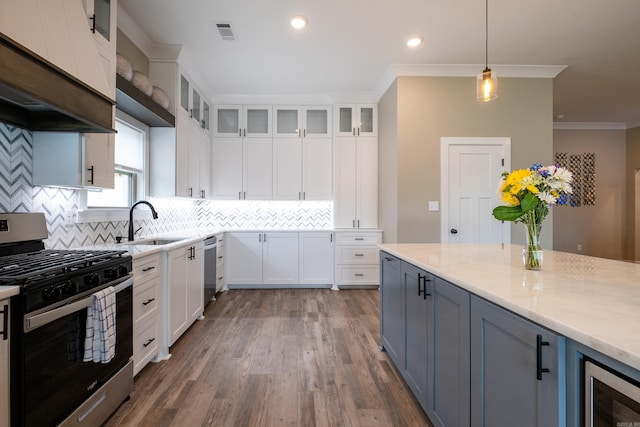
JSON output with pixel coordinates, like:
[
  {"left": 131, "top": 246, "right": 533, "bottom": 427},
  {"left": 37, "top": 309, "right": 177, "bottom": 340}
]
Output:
[{"left": 0, "top": 213, "right": 133, "bottom": 427}]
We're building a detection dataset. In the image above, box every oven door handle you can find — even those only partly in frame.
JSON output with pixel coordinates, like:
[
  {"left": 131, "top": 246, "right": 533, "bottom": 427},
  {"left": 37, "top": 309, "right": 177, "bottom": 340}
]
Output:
[{"left": 24, "top": 276, "right": 133, "bottom": 333}]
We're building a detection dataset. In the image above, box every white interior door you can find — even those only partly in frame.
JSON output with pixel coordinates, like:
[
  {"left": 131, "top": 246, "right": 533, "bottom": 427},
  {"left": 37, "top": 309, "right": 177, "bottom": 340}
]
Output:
[{"left": 441, "top": 137, "right": 510, "bottom": 244}]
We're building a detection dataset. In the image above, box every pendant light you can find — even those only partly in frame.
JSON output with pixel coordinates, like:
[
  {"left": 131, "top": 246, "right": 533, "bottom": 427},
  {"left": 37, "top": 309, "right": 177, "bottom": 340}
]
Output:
[{"left": 477, "top": 0, "right": 497, "bottom": 102}]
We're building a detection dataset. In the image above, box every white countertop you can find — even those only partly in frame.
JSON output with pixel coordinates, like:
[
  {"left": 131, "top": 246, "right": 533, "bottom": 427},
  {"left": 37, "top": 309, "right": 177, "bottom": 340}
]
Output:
[{"left": 378, "top": 243, "right": 640, "bottom": 371}]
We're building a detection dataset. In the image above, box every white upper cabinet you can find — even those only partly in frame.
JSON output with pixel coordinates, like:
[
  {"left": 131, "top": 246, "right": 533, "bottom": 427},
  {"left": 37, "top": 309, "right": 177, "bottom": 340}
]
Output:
[
  {"left": 32, "top": 132, "right": 115, "bottom": 189},
  {"left": 273, "top": 106, "right": 331, "bottom": 138},
  {"left": 212, "top": 138, "right": 272, "bottom": 200},
  {"left": 335, "top": 104, "right": 378, "bottom": 137},
  {"left": 272, "top": 137, "right": 332, "bottom": 200},
  {"left": 213, "top": 105, "right": 272, "bottom": 138}
]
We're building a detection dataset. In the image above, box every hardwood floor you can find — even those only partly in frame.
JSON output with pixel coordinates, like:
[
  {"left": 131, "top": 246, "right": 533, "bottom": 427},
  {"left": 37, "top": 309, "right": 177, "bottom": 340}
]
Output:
[{"left": 105, "top": 289, "right": 433, "bottom": 427}]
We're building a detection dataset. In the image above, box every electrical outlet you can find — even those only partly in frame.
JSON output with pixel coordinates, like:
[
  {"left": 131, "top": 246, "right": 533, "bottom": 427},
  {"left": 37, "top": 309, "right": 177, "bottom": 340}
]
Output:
[
  {"left": 577, "top": 244, "right": 582, "bottom": 252},
  {"left": 64, "top": 209, "right": 76, "bottom": 225},
  {"left": 428, "top": 201, "right": 439, "bottom": 212}
]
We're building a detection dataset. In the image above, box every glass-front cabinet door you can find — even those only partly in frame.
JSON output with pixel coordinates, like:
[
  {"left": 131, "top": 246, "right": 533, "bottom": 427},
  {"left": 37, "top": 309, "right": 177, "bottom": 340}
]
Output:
[
  {"left": 180, "top": 75, "right": 190, "bottom": 113},
  {"left": 214, "top": 106, "right": 271, "bottom": 137},
  {"left": 202, "top": 101, "right": 210, "bottom": 131},
  {"left": 335, "top": 104, "right": 377, "bottom": 137},
  {"left": 244, "top": 106, "right": 272, "bottom": 137},
  {"left": 303, "top": 107, "right": 331, "bottom": 138},
  {"left": 214, "top": 106, "right": 241, "bottom": 137},
  {"left": 274, "top": 106, "right": 302, "bottom": 138},
  {"left": 192, "top": 88, "right": 201, "bottom": 122}
]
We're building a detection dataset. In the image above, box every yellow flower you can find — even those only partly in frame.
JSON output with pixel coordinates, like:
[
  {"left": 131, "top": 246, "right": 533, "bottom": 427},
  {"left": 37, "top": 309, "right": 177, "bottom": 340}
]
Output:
[
  {"left": 526, "top": 185, "right": 539, "bottom": 194},
  {"left": 502, "top": 193, "right": 520, "bottom": 206}
]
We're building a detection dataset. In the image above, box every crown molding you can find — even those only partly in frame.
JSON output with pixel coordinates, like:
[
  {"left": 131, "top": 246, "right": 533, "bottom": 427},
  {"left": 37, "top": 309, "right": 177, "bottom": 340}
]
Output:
[
  {"left": 375, "top": 64, "right": 567, "bottom": 100},
  {"left": 553, "top": 122, "right": 628, "bottom": 130}
]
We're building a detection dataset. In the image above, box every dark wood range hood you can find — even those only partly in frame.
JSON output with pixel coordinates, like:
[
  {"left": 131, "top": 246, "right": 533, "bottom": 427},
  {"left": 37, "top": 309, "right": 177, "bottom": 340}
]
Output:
[{"left": 0, "top": 33, "right": 115, "bottom": 133}]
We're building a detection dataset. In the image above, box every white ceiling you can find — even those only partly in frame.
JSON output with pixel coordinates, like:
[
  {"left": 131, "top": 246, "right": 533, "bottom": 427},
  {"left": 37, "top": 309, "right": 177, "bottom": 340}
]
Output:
[{"left": 118, "top": 0, "right": 640, "bottom": 126}]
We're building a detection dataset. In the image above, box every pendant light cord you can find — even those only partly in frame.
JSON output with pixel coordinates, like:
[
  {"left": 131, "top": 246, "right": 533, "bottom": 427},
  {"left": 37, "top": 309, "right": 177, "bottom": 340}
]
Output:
[{"left": 485, "top": 0, "right": 489, "bottom": 69}]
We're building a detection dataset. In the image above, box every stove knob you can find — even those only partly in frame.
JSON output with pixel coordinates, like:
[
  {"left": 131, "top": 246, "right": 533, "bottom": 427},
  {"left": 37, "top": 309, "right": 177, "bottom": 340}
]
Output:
[
  {"left": 85, "top": 273, "right": 101, "bottom": 288},
  {"left": 58, "top": 281, "right": 75, "bottom": 298},
  {"left": 43, "top": 285, "right": 59, "bottom": 301},
  {"left": 104, "top": 267, "right": 118, "bottom": 279},
  {"left": 117, "top": 265, "right": 129, "bottom": 277}
]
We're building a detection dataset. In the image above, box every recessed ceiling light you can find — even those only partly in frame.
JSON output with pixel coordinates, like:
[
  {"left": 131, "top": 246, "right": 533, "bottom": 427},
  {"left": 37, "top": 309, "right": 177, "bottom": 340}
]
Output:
[
  {"left": 290, "top": 15, "right": 308, "bottom": 29},
  {"left": 407, "top": 37, "right": 423, "bottom": 47}
]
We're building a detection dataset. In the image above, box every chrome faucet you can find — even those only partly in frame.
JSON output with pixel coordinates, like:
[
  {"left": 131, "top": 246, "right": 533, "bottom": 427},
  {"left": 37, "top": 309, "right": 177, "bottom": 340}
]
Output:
[{"left": 128, "top": 200, "right": 159, "bottom": 242}]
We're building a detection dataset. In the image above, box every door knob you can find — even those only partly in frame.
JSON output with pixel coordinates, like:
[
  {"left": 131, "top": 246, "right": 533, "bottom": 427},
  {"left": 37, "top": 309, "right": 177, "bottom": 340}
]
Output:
[{"left": 450, "top": 228, "right": 458, "bottom": 234}]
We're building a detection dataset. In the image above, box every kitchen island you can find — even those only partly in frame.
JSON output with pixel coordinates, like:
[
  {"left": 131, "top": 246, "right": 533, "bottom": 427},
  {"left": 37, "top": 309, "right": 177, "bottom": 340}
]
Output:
[{"left": 379, "top": 243, "right": 640, "bottom": 427}]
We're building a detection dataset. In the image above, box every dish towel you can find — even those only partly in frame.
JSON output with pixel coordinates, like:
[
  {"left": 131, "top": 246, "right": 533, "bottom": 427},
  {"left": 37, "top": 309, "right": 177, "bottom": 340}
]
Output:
[{"left": 83, "top": 286, "right": 117, "bottom": 363}]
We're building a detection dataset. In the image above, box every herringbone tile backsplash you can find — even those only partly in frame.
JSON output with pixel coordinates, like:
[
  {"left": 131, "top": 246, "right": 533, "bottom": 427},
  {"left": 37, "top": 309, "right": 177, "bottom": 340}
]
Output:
[{"left": 1, "top": 122, "right": 332, "bottom": 249}]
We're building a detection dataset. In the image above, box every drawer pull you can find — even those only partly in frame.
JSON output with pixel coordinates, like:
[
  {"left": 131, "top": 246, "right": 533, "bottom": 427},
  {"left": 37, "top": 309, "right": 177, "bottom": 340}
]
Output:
[
  {"left": 142, "top": 266, "right": 156, "bottom": 272},
  {"left": 143, "top": 338, "right": 156, "bottom": 348},
  {"left": 355, "top": 238, "right": 364, "bottom": 241},
  {"left": 354, "top": 273, "right": 365, "bottom": 277},
  {"left": 354, "top": 253, "right": 364, "bottom": 257},
  {"left": 217, "top": 256, "right": 223, "bottom": 259},
  {"left": 142, "top": 298, "right": 156, "bottom": 306}
]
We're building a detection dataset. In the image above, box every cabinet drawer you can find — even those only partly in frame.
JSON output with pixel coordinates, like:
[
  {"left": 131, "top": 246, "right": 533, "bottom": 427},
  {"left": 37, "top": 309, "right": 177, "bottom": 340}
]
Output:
[
  {"left": 336, "top": 247, "right": 379, "bottom": 264},
  {"left": 134, "top": 317, "right": 160, "bottom": 376},
  {"left": 133, "top": 253, "right": 161, "bottom": 281},
  {"left": 335, "top": 232, "right": 381, "bottom": 245},
  {"left": 336, "top": 265, "right": 380, "bottom": 285},
  {"left": 133, "top": 277, "right": 160, "bottom": 324}
]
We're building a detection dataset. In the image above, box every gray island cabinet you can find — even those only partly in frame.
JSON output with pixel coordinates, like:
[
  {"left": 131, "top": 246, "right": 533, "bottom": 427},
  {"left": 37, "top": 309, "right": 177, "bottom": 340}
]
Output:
[{"left": 379, "top": 243, "right": 640, "bottom": 427}]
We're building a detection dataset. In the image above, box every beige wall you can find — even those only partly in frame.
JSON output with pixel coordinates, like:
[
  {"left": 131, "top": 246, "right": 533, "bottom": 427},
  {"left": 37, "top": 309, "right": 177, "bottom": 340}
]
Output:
[
  {"left": 379, "top": 76, "right": 554, "bottom": 244},
  {"left": 553, "top": 129, "right": 626, "bottom": 260},
  {"left": 116, "top": 29, "right": 149, "bottom": 75},
  {"left": 378, "top": 81, "right": 399, "bottom": 243},
  {"left": 626, "top": 126, "right": 640, "bottom": 260}
]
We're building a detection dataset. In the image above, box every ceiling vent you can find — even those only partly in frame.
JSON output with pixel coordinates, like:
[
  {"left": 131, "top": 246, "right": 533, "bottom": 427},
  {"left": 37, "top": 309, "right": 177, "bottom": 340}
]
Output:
[{"left": 214, "top": 22, "right": 237, "bottom": 41}]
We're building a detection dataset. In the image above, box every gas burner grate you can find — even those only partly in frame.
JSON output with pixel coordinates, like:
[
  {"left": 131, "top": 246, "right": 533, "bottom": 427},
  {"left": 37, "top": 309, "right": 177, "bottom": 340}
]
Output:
[{"left": 0, "top": 249, "right": 128, "bottom": 284}]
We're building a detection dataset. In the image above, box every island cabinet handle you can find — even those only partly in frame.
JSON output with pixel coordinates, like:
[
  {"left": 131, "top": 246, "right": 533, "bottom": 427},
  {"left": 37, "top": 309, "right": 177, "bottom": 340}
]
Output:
[
  {"left": 536, "top": 334, "right": 550, "bottom": 380},
  {"left": 142, "top": 266, "right": 155, "bottom": 272},
  {"left": 418, "top": 274, "right": 431, "bottom": 299},
  {"left": 143, "top": 337, "right": 155, "bottom": 348},
  {"left": 384, "top": 257, "right": 395, "bottom": 262},
  {"left": 142, "top": 298, "right": 155, "bottom": 306}
]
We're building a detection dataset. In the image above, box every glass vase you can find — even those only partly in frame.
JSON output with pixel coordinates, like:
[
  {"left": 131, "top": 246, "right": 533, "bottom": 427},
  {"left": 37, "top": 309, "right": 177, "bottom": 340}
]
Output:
[{"left": 523, "top": 223, "right": 543, "bottom": 270}]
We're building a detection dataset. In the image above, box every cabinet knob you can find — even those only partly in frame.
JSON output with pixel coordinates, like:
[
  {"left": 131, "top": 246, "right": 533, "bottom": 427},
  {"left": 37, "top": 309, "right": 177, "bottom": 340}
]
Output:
[{"left": 450, "top": 228, "right": 458, "bottom": 234}]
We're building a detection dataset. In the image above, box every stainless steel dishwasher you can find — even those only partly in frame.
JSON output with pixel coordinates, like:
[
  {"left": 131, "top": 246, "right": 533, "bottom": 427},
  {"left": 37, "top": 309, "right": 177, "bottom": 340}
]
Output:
[{"left": 203, "top": 235, "right": 217, "bottom": 305}]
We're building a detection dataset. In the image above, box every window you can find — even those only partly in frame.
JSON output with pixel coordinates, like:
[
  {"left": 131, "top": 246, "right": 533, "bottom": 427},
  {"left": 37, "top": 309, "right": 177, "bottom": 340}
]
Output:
[{"left": 87, "top": 117, "right": 147, "bottom": 208}]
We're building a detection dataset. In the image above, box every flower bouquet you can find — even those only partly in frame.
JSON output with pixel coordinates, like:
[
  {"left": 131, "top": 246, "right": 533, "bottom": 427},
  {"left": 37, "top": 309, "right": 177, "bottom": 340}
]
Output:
[{"left": 492, "top": 164, "right": 573, "bottom": 269}]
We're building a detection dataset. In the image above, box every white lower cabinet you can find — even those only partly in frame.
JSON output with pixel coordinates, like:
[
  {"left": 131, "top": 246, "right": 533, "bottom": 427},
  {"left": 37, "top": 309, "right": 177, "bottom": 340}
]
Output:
[
  {"left": 226, "top": 231, "right": 333, "bottom": 287},
  {"left": 132, "top": 253, "right": 161, "bottom": 376},
  {"left": 298, "top": 232, "right": 334, "bottom": 285},
  {"left": 160, "top": 241, "right": 204, "bottom": 358},
  {"left": 215, "top": 234, "right": 226, "bottom": 291},
  {"left": 334, "top": 230, "right": 382, "bottom": 288},
  {"left": 226, "top": 232, "right": 298, "bottom": 286},
  {"left": 1, "top": 299, "right": 9, "bottom": 426}
]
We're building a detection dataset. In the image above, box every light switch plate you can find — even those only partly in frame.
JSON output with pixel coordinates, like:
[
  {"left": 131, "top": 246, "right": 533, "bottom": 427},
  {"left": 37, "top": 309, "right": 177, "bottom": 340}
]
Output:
[{"left": 428, "top": 201, "right": 439, "bottom": 212}]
